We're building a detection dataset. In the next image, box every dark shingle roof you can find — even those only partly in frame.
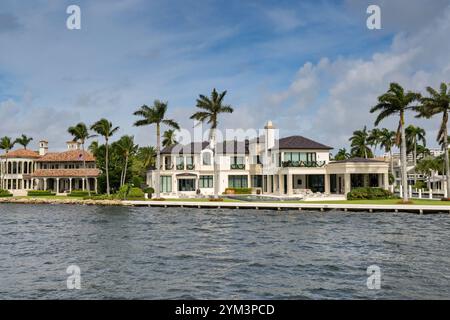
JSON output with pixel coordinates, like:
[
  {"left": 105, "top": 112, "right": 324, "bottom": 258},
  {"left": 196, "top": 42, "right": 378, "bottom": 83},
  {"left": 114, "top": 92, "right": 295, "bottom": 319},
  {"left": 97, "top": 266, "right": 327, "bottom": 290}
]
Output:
[
  {"left": 161, "top": 142, "right": 210, "bottom": 155},
  {"left": 276, "top": 136, "right": 332, "bottom": 150}
]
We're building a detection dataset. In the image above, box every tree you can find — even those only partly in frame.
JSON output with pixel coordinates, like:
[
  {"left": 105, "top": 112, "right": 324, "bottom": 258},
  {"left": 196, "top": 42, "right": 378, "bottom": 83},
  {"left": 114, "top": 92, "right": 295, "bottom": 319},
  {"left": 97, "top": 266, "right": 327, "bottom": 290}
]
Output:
[
  {"left": 414, "top": 82, "right": 450, "bottom": 198},
  {"left": 116, "top": 135, "right": 138, "bottom": 187},
  {"left": 190, "top": 88, "right": 234, "bottom": 199},
  {"left": 91, "top": 119, "right": 120, "bottom": 195},
  {"left": 367, "top": 128, "right": 383, "bottom": 152},
  {"left": 334, "top": 148, "right": 350, "bottom": 160},
  {"left": 134, "top": 100, "right": 179, "bottom": 199},
  {"left": 0, "top": 137, "right": 16, "bottom": 190},
  {"left": 162, "top": 129, "right": 178, "bottom": 148},
  {"left": 15, "top": 134, "right": 33, "bottom": 149},
  {"left": 416, "top": 157, "right": 441, "bottom": 191},
  {"left": 68, "top": 123, "right": 95, "bottom": 196},
  {"left": 349, "top": 126, "right": 374, "bottom": 158},
  {"left": 370, "top": 83, "right": 421, "bottom": 202},
  {"left": 378, "top": 128, "right": 397, "bottom": 183},
  {"left": 405, "top": 125, "right": 426, "bottom": 167}
]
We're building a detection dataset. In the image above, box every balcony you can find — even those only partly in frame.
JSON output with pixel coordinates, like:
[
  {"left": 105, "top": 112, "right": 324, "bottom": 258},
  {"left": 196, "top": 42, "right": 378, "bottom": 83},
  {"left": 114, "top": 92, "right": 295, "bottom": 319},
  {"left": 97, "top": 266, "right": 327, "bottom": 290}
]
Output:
[
  {"left": 164, "top": 164, "right": 174, "bottom": 170},
  {"left": 230, "top": 164, "right": 245, "bottom": 170},
  {"left": 186, "top": 164, "right": 195, "bottom": 170},
  {"left": 281, "top": 160, "right": 326, "bottom": 168},
  {"left": 176, "top": 164, "right": 185, "bottom": 170}
]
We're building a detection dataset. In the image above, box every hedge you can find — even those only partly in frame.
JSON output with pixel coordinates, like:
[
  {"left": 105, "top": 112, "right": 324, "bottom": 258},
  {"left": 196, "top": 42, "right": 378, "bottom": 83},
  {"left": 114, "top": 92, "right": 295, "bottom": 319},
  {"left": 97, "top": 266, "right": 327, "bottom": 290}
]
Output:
[
  {"left": 27, "top": 190, "right": 56, "bottom": 196},
  {"left": 126, "top": 187, "right": 145, "bottom": 199},
  {"left": 83, "top": 194, "right": 115, "bottom": 200},
  {"left": 0, "top": 189, "right": 13, "bottom": 197},
  {"left": 347, "top": 187, "right": 396, "bottom": 200},
  {"left": 68, "top": 191, "right": 91, "bottom": 197},
  {"left": 224, "top": 188, "right": 252, "bottom": 195}
]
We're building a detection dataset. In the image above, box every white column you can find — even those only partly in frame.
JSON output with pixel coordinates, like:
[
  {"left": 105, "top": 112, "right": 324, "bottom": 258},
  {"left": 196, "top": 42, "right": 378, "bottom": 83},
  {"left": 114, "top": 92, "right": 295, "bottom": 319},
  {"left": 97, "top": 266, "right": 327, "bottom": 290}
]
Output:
[
  {"left": 344, "top": 173, "right": 351, "bottom": 195},
  {"left": 82, "top": 178, "right": 85, "bottom": 191},
  {"left": 408, "top": 185, "right": 412, "bottom": 198},
  {"left": 399, "top": 184, "right": 403, "bottom": 197},
  {"left": 56, "top": 178, "right": 60, "bottom": 194},
  {"left": 43, "top": 178, "right": 47, "bottom": 191},
  {"left": 324, "top": 174, "right": 330, "bottom": 194},
  {"left": 69, "top": 178, "right": 72, "bottom": 193},
  {"left": 418, "top": 189, "right": 422, "bottom": 199},
  {"left": 287, "top": 174, "right": 293, "bottom": 195},
  {"left": 429, "top": 189, "right": 433, "bottom": 199},
  {"left": 278, "top": 174, "right": 283, "bottom": 195}
]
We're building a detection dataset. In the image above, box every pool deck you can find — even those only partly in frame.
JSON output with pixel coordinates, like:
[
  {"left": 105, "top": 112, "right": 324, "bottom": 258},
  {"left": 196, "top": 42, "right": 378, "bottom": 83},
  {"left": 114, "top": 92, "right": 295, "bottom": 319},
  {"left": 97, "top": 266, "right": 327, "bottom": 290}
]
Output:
[{"left": 123, "top": 200, "right": 450, "bottom": 214}]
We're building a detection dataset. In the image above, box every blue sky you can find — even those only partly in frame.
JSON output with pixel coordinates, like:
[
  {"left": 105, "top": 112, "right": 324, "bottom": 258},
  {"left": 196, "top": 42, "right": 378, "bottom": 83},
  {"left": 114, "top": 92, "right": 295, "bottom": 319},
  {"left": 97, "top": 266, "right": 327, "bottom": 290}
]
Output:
[{"left": 1, "top": 0, "right": 450, "bottom": 152}]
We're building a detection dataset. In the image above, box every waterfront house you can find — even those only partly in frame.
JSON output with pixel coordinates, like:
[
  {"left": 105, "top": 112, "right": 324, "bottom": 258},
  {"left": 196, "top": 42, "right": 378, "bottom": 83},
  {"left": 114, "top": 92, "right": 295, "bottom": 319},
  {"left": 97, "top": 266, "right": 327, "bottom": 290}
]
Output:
[
  {"left": 146, "top": 121, "right": 389, "bottom": 198},
  {"left": 0, "top": 140, "right": 100, "bottom": 196}
]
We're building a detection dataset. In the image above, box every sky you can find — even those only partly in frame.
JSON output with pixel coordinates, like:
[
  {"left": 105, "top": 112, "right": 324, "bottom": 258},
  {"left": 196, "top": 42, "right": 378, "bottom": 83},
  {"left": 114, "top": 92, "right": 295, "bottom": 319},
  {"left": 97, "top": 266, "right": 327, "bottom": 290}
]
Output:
[{"left": 1, "top": 0, "right": 450, "bottom": 154}]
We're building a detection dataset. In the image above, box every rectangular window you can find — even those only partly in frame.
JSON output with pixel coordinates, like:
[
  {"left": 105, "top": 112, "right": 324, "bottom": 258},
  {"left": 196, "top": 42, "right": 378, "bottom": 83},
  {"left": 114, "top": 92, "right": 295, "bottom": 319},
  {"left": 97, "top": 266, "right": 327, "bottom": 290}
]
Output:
[
  {"left": 251, "top": 175, "right": 262, "bottom": 188},
  {"left": 176, "top": 156, "right": 184, "bottom": 170},
  {"left": 199, "top": 175, "right": 213, "bottom": 188},
  {"left": 160, "top": 176, "right": 172, "bottom": 192},
  {"left": 228, "top": 175, "right": 248, "bottom": 188},
  {"left": 178, "top": 178, "right": 196, "bottom": 191},
  {"left": 202, "top": 152, "right": 211, "bottom": 165}
]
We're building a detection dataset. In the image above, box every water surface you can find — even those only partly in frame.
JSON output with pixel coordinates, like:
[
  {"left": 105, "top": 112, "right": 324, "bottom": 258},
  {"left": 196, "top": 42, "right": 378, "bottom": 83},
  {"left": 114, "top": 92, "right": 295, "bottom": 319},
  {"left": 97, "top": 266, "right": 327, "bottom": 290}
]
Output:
[{"left": 1, "top": 204, "right": 450, "bottom": 299}]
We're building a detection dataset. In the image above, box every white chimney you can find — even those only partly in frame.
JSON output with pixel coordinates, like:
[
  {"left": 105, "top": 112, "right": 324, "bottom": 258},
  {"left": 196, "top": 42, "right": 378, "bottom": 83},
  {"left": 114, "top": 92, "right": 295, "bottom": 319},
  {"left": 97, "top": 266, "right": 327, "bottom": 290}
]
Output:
[
  {"left": 264, "top": 120, "right": 276, "bottom": 150},
  {"left": 39, "top": 140, "right": 48, "bottom": 156}
]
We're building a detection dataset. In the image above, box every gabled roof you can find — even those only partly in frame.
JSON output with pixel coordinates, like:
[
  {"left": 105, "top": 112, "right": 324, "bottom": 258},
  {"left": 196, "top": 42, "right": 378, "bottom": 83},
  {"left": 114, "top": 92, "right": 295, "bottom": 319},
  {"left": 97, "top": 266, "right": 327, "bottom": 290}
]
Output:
[
  {"left": 0, "top": 149, "right": 40, "bottom": 159},
  {"left": 36, "top": 150, "right": 95, "bottom": 162},
  {"left": 276, "top": 136, "right": 332, "bottom": 150}
]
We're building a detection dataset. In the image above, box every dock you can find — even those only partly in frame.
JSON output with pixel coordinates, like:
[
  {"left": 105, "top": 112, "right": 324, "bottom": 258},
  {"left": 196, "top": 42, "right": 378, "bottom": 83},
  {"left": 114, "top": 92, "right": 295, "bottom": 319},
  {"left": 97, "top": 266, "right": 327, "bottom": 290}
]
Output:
[{"left": 122, "top": 200, "right": 450, "bottom": 214}]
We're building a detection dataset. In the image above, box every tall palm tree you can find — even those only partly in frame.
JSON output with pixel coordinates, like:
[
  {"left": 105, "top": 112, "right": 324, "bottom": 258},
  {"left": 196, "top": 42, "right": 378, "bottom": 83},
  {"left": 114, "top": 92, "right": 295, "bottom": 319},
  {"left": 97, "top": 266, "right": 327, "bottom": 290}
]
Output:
[
  {"left": 378, "top": 128, "right": 397, "bottom": 183},
  {"left": 91, "top": 119, "right": 119, "bottom": 196},
  {"left": 15, "top": 134, "right": 33, "bottom": 150},
  {"left": 414, "top": 82, "right": 450, "bottom": 198},
  {"left": 68, "top": 123, "right": 95, "bottom": 196},
  {"left": 134, "top": 100, "right": 179, "bottom": 199},
  {"left": 405, "top": 125, "right": 426, "bottom": 166},
  {"left": 0, "top": 137, "right": 16, "bottom": 190},
  {"left": 190, "top": 89, "right": 234, "bottom": 199},
  {"left": 349, "top": 126, "right": 374, "bottom": 158},
  {"left": 370, "top": 82, "right": 421, "bottom": 202},
  {"left": 116, "top": 135, "right": 138, "bottom": 187},
  {"left": 162, "top": 129, "right": 178, "bottom": 148},
  {"left": 88, "top": 140, "right": 99, "bottom": 155},
  {"left": 334, "top": 148, "right": 350, "bottom": 160},
  {"left": 137, "top": 146, "right": 156, "bottom": 169}
]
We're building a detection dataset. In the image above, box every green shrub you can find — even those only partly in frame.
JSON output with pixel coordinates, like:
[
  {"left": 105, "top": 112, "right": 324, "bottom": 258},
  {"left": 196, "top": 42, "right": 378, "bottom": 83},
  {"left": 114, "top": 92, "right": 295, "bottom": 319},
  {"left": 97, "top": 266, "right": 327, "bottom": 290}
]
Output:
[
  {"left": 68, "top": 191, "right": 91, "bottom": 197},
  {"left": 83, "top": 194, "right": 115, "bottom": 200},
  {"left": 0, "top": 189, "right": 13, "bottom": 197},
  {"left": 127, "top": 187, "right": 145, "bottom": 199},
  {"left": 143, "top": 187, "right": 154, "bottom": 197},
  {"left": 116, "top": 184, "right": 131, "bottom": 200},
  {"left": 27, "top": 190, "right": 56, "bottom": 196},
  {"left": 347, "top": 187, "right": 396, "bottom": 200},
  {"left": 224, "top": 188, "right": 252, "bottom": 195},
  {"left": 413, "top": 181, "right": 427, "bottom": 190}
]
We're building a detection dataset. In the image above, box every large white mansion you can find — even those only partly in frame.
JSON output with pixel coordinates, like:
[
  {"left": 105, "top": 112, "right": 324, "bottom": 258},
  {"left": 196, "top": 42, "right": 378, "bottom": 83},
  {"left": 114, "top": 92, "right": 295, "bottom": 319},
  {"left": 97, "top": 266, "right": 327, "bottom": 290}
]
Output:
[
  {"left": 0, "top": 140, "right": 100, "bottom": 196},
  {"left": 146, "top": 121, "right": 389, "bottom": 198}
]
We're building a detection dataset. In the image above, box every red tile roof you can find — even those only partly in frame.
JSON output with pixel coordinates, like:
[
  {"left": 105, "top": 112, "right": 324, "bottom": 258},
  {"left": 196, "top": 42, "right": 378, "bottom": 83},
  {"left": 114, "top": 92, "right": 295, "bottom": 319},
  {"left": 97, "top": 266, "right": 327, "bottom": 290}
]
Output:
[
  {"left": 30, "top": 168, "right": 100, "bottom": 178},
  {"left": 36, "top": 150, "right": 95, "bottom": 162},
  {"left": 0, "top": 149, "right": 40, "bottom": 159}
]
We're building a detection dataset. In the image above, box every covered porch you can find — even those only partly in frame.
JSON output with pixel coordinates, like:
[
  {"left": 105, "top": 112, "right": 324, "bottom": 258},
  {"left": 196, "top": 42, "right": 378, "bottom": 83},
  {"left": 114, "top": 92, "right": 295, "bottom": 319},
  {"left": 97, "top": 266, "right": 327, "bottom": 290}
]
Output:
[{"left": 32, "top": 177, "right": 98, "bottom": 194}]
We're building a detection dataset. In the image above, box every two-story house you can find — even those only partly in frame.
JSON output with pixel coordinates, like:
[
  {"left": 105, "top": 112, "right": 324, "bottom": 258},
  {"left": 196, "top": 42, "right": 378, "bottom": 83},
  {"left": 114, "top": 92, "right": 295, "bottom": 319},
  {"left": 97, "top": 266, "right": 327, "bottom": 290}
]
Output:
[{"left": 146, "top": 121, "right": 389, "bottom": 198}]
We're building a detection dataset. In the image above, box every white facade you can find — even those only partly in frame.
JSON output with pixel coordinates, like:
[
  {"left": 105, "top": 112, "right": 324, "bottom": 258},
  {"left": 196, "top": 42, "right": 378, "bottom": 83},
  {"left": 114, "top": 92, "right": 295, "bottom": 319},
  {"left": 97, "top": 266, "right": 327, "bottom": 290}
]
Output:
[{"left": 147, "top": 121, "right": 390, "bottom": 198}]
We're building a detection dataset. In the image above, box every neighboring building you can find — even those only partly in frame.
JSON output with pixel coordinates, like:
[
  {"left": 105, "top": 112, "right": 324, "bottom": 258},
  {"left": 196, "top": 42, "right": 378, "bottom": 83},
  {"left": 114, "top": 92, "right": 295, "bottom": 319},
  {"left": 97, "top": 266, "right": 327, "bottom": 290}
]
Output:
[
  {"left": 0, "top": 140, "right": 100, "bottom": 196},
  {"left": 146, "top": 121, "right": 389, "bottom": 198}
]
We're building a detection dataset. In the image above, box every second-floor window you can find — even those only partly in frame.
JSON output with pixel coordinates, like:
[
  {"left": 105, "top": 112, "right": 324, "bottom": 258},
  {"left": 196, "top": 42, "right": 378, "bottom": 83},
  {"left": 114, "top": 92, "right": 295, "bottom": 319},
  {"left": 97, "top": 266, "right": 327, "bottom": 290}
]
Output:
[
  {"left": 202, "top": 152, "right": 211, "bottom": 165},
  {"left": 164, "top": 157, "right": 173, "bottom": 170},
  {"left": 186, "top": 156, "right": 194, "bottom": 170},
  {"left": 231, "top": 156, "right": 245, "bottom": 169},
  {"left": 176, "top": 156, "right": 184, "bottom": 170}
]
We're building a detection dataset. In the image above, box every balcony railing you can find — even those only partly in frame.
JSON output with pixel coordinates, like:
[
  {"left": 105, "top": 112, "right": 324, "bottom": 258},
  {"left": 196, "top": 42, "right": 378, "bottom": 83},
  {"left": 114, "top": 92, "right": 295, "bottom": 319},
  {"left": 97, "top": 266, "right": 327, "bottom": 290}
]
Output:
[
  {"left": 164, "top": 164, "right": 174, "bottom": 170},
  {"left": 281, "top": 160, "right": 326, "bottom": 168},
  {"left": 176, "top": 164, "right": 185, "bottom": 170},
  {"left": 186, "top": 164, "right": 195, "bottom": 170},
  {"left": 230, "top": 164, "right": 245, "bottom": 170}
]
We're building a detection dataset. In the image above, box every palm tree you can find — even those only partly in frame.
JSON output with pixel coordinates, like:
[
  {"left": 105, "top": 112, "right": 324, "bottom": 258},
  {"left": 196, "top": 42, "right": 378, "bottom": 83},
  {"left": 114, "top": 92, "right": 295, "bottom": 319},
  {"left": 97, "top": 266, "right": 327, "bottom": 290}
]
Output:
[
  {"left": 134, "top": 100, "right": 180, "bottom": 199},
  {"left": 137, "top": 146, "right": 156, "bottom": 169},
  {"left": 349, "top": 126, "right": 374, "bottom": 158},
  {"left": 416, "top": 157, "right": 441, "bottom": 191},
  {"left": 367, "top": 128, "right": 382, "bottom": 152},
  {"left": 116, "top": 135, "right": 138, "bottom": 187},
  {"left": 91, "top": 119, "right": 120, "bottom": 196},
  {"left": 88, "top": 140, "right": 99, "bottom": 155},
  {"left": 334, "top": 148, "right": 350, "bottom": 160},
  {"left": 405, "top": 125, "right": 426, "bottom": 167},
  {"left": 414, "top": 82, "right": 450, "bottom": 198},
  {"left": 190, "top": 89, "right": 234, "bottom": 199},
  {"left": 162, "top": 129, "right": 178, "bottom": 148},
  {"left": 370, "top": 82, "right": 421, "bottom": 202},
  {"left": 68, "top": 123, "right": 95, "bottom": 196},
  {"left": 15, "top": 134, "right": 33, "bottom": 149},
  {"left": 0, "top": 137, "right": 16, "bottom": 190},
  {"left": 378, "top": 128, "right": 397, "bottom": 183}
]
